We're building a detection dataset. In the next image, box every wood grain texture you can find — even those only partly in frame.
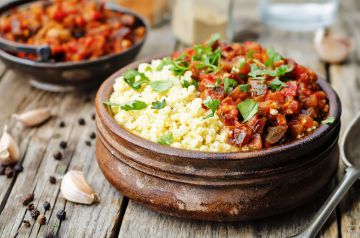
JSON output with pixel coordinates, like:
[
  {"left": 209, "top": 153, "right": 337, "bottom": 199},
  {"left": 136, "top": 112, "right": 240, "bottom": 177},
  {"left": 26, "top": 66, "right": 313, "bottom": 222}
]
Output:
[{"left": 330, "top": 1, "right": 360, "bottom": 238}]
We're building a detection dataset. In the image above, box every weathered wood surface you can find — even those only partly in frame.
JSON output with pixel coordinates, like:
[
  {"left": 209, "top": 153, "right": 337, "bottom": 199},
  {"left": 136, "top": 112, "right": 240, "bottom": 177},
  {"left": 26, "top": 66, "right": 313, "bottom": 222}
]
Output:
[{"left": 0, "top": 0, "right": 359, "bottom": 237}]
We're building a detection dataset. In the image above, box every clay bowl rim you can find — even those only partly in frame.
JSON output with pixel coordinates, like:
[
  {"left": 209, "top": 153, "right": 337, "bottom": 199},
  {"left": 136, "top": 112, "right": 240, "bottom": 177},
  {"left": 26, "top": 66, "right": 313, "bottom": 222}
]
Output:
[
  {"left": 95, "top": 55, "right": 341, "bottom": 160},
  {"left": 0, "top": 1, "right": 148, "bottom": 69}
]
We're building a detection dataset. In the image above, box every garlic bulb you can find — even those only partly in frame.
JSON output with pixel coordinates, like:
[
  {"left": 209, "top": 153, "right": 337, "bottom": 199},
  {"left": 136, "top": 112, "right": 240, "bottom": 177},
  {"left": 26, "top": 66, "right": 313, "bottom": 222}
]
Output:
[
  {"left": 61, "top": 170, "right": 100, "bottom": 204},
  {"left": 314, "top": 29, "right": 351, "bottom": 64},
  {"left": 0, "top": 126, "right": 20, "bottom": 165},
  {"left": 13, "top": 107, "right": 52, "bottom": 127}
]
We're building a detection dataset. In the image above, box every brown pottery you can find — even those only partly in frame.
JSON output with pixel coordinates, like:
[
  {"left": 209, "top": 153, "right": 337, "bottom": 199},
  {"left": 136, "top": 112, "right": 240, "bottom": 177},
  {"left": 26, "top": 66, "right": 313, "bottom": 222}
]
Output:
[{"left": 95, "top": 57, "right": 342, "bottom": 221}]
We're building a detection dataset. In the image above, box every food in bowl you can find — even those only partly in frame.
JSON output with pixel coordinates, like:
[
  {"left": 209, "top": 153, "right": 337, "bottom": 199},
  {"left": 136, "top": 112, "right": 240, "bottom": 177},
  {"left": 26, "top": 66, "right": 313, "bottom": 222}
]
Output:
[
  {"left": 0, "top": 0, "right": 146, "bottom": 62},
  {"left": 105, "top": 35, "right": 331, "bottom": 152}
]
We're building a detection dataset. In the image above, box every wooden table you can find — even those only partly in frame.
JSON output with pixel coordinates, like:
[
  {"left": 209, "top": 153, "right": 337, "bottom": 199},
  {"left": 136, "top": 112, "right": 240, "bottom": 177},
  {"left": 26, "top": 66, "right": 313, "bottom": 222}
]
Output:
[{"left": 0, "top": 0, "right": 359, "bottom": 237}]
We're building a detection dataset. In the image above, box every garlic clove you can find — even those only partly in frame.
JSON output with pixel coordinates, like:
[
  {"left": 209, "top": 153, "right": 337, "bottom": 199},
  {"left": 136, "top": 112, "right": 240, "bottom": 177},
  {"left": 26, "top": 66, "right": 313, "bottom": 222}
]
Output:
[
  {"left": 314, "top": 29, "right": 351, "bottom": 64},
  {"left": 13, "top": 107, "right": 52, "bottom": 127},
  {"left": 61, "top": 170, "right": 100, "bottom": 205},
  {"left": 0, "top": 126, "right": 20, "bottom": 165}
]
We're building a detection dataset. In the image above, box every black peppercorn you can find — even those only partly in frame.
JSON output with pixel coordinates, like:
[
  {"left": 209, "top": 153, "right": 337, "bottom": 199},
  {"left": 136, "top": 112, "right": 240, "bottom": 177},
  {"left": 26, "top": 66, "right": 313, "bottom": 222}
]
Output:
[
  {"left": 14, "top": 163, "right": 23, "bottom": 173},
  {"left": 59, "top": 141, "right": 67, "bottom": 149},
  {"left": 43, "top": 201, "right": 51, "bottom": 211},
  {"left": 85, "top": 140, "right": 91, "bottom": 146},
  {"left": 89, "top": 132, "right": 96, "bottom": 140},
  {"left": 91, "top": 113, "right": 95, "bottom": 120},
  {"left": 56, "top": 209, "right": 66, "bottom": 221},
  {"left": 49, "top": 176, "right": 56, "bottom": 184},
  {"left": 59, "top": 121, "right": 65, "bottom": 128},
  {"left": 53, "top": 151, "right": 63, "bottom": 160},
  {"left": 31, "top": 209, "right": 40, "bottom": 220},
  {"left": 22, "top": 193, "right": 34, "bottom": 206},
  {"left": 78, "top": 118, "right": 86, "bottom": 125},
  {"left": 22, "top": 220, "right": 31, "bottom": 228}
]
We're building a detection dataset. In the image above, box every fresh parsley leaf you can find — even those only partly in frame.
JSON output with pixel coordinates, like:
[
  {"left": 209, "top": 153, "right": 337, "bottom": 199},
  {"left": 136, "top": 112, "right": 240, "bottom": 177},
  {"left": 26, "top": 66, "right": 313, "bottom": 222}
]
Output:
[
  {"left": 203, "top": 97, "right": 220, "bottom": 119},
  {"left": 224, "top": 78, "right": 238, "bottom": 94},
  {"left": 145, "top": 66, "right": 152, "bottom": 72},
  {"left": 103, "top": 100, "right": 147, "bottom": 111},
  {"left": 248, "top": 64, "right": 266, "bottom": 80},
  {"left": 269, "top": 78, "right": 287, "bottom": 91},
  {"left": 239, "top": 84, "right": 250, "bottom": 92},
  {"left": 182, "top": 80, "right": 190, "bottom": 88},
  {"left": 182, "top": 79, "right": 199, "bottom": 89},
  {"left": 238, "top": 57, "right": 246, "bottom": 68},
  {"left": 123, "top": 69, "right": 150, "bottom": 90},
  {"left": 265, "top": 47, "right": 282, "bottom": 67},
  {"left": 193, "top": 44, "right": 212, "bottom": 61},
  {"left": 237, "top": 99, "right": 259, "bottom": 122},
  {"left": 275, "top": 64, "right": 293, "bottom": 76},
  {"left": 196, "top": 48, "right": 221, "bottom": 73},
  {"left": 151, "top": 99, "right": 166, "bottom": 109},
  {"left": 158, "top": 132, "right": 173, "bottom": 145},
  {"left": 321, "top": 116, "right": 335, "bottom": 125},
  {"left": 170, "top": 53, "right": 189, "bottom": 75},
  {"left": 191, "top": 80, "right": 199, "bottom": 89},
  {"left": 150, "top": 80, "right": 173, "bottom": 92},
  {"left": 206, "top": 33, "right": 221, "bottom": 46},
  {"left": 246, "top": 49, "right": 254, "bottom": 59},
  {"left": 120, "top": 100, "right": 147, "bottom": 111},
  {"left": 157, "top": 57, "right": 172, "bottom": 71}
]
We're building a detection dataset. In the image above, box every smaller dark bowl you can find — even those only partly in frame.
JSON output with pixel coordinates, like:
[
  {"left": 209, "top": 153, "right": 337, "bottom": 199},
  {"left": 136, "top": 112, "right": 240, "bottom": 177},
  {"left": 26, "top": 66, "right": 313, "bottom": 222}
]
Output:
[{"left": 0, "top": 1, "right": 148, "bottom": 92}]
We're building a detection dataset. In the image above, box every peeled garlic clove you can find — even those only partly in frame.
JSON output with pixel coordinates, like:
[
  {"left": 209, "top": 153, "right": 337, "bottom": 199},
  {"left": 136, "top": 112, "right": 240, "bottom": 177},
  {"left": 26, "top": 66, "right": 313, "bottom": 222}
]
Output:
[
  {"left": 13, "top": 107, "right": 52, "bottom": 127},
  {"left": 61, "top": 170, "right": 100, "bottom": 205},
  {"left": 0, "top": 126, "right": 20, "bottom": 165},
  {"left": 314, "top": 29, "right": 351, "bottom": 64}
]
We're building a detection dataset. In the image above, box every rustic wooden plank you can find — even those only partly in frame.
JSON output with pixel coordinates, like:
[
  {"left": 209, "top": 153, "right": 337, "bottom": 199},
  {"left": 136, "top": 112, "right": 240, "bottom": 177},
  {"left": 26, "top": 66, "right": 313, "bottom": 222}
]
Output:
[
  {"left": 330, "top": 1, "right": 360, "bottom": 238},
  {"left": 0, "top": 82, "right": 124, "bottom": 238}
]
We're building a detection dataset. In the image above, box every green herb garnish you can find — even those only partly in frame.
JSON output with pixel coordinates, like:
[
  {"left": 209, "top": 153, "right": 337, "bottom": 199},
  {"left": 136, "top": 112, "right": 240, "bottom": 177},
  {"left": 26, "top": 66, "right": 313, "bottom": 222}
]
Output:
[
  {"left": 157, "top": 57, "right": 172, "bottom": 71},
  {"left": 248, "top": 64, "right": 266, "bottom": 80},
  {"left": 123, "top": 69, "right": 150, "bottom": 90},
  {"left": 151, "top": 99, "right": 166, "bottom": 109},
  {"left": 246, "top": 49, "right": 254, "bottom": 59},
  {"left": 237, "top": 99, "right": 259, "bottom": 122},
  {"left": 274, "top": 64, "right": 293, "bottom": 76},
  {"left": 150, "top": 80, "right": 173, "bottom": 92},
  {"left": 321, "top": 116, "right": 335, "bottom": 125},
  {"left": 103, "top": 100, "right": 147, "bottom": 111},
  {"left": 265, "top": 47, "right": 282, "bottom": 67},
  {"left": 158, "top": 132, "right": 173, "bottom": 145},
  {"left": 206, "top": 33, "right": 221, "bottom": 47},
  {"left": 224, "top": 78, "right": 238, "bottom": 94},
  {"left": 170, "top": 53, "right": 190, "bottom": 75},
  {"left": 269, "top": 78, "right": 287, "bottom": 91},
  {"left": 239, "top": 84, "right": 250, "bottom": 92},
  {"left": 203, "top": 97, "right": 220, "bottom": 119}
]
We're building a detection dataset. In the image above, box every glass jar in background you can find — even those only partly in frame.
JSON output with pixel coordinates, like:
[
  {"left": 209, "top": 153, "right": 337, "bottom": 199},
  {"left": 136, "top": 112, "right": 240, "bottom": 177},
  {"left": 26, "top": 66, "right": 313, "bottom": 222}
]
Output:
[
  {"left": 171, "top": 0, "right": 234, "bottom": 45},
  {"left": 260, "top": 0, "right": 339, "bottom": 31},
  {"left": 116, "top": 0, "right": 168, "bottom": 27}
]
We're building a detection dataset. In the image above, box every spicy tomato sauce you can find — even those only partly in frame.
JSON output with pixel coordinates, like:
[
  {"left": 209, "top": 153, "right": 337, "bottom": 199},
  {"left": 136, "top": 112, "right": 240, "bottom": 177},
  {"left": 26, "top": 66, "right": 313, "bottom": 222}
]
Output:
[{"left": 172, "top": 39, "right": 329, "bottom": 151}]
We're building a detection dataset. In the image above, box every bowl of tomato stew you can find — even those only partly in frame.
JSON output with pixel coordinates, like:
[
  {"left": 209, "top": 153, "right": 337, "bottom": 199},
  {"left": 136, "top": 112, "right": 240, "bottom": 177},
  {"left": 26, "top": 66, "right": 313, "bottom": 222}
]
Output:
[
  {"left": 0, "top": 0, "right": 147, "bottom": 91},
  {"left": 95, "top": 39, "right": 341, "bottom": 221}
]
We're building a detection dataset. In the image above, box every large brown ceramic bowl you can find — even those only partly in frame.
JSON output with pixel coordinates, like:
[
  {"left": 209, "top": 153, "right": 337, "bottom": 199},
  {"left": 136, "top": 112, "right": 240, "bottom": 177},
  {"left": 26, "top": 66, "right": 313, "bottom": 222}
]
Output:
[
  {"left": 0, "top": 0, "right": 148, "bottom": 92},
  {"left": 95, "top": 57, "right": 342, "bottom": 221}
]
